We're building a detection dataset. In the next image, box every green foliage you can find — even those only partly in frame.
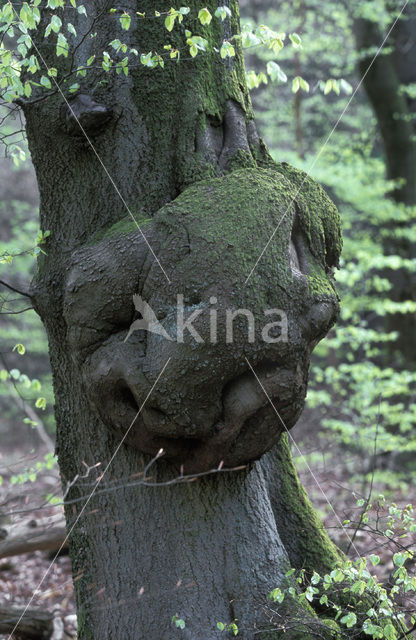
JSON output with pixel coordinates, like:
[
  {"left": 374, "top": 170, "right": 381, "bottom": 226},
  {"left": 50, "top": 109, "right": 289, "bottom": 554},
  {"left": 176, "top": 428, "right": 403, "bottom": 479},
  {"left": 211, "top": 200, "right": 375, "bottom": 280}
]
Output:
[
  {"left": 9, "top": 451, "right": 57, "bottom": 484},
  {"left": 299, "top": 143, "right": 416, "bottom": 467},
  {"left": 0, "top": 195, "right": 55, "bottom": 437},
  {"left": 172, "top": 614, "right": 186, "bottom": 630},
  {"left": 0, "top": 1, "right": 310, "bottom": 105},
  {"left": 270, "top": 498, "right": 416, "bottom": 639}
]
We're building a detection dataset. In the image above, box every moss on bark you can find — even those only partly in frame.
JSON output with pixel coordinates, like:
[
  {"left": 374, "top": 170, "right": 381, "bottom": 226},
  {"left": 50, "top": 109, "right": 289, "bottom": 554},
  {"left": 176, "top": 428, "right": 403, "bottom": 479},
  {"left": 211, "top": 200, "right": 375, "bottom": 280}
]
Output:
[{"left": 264, "top": 435, "right": 343, "bottom": 576}]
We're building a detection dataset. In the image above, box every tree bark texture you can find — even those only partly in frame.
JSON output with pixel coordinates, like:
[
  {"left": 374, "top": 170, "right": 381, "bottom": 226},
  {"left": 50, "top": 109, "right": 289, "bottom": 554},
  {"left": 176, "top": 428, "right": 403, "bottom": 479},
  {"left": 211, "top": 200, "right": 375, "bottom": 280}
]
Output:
[
  {"left": 353, "top": 9, "right": 416, "bottom": 363},
  {"left": 353, "top": 13, "right": 416, "bottom": 206},
  {"left": 23, "top": 1, "right": 343, "bottom": 638}
]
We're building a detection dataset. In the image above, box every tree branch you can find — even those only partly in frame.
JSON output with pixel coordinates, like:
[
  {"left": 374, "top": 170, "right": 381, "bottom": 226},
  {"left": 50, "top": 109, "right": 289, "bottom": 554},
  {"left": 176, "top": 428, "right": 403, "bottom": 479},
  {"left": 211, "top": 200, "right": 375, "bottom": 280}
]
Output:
[{"left": 0, "top": 279, "right": 31, "bottom": 298}]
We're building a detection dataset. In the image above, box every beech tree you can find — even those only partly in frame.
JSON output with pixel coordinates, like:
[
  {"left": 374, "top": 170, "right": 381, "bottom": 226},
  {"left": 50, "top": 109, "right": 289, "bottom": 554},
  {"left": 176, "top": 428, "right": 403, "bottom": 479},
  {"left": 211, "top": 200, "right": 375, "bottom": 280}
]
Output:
[
  {"left": 2, "top": 1, "right": 346, "bottom": 637},
  {"left": 352, "top": 2, "right": 416, "bottom": 363}
]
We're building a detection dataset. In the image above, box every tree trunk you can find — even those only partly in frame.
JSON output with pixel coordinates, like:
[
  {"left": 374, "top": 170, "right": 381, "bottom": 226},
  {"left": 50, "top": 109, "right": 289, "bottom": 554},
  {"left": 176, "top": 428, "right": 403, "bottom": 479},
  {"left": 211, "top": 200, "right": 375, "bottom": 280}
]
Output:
[
  {"left": 353, "top": 14, "right": 416, "bottom": 205},
  {"left": 353, "top": 9, "right": 416, "bottom": 363},
  {"left": 22, "top": 1, "right": 343, "bottom": 638}
]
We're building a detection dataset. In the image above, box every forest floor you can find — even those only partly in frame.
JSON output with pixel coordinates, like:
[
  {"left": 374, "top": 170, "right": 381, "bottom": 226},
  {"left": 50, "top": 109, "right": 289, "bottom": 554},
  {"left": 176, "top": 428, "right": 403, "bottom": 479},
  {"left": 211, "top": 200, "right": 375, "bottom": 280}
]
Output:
[{"left": 0, "top": 411, "right": 415, "bottom": 639}]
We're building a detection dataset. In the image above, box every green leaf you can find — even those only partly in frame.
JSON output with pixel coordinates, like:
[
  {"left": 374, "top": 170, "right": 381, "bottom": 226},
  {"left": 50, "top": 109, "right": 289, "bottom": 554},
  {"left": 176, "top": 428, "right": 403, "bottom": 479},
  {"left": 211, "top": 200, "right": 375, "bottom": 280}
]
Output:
[
  {"left": 217, "top": 622, "right": 226, "bottom": 631},
  {"left": 120, "top": 12, "right": 131, "bottom": 30},
  {"left": 292, "top": 76, "right": 300, "bottom": 93},
  {"left": 67, "top": 22, "right": 77, "bottom": 36},
  {"left": 362, "top": 620, "right": 383, "bottom": 638},
  {"left": 165, "top": 14, "right": 175, "bottom": 31},
  {"left": 220, "top": 41, "right": 235, "bottom": 59},
  {"left": 172, "top": 615, "right": 185, "bottom": 630},
  {"left": 269, "top": 588, "right": 284, "bottom": 603},
  {"left": 35, "top": 397, "right": 47, "bottom": 410},
  {"left": 266, "top": 60, "right": 287, "bottom": 83},
  {"left": 215, "top": 6, "right": 231, "bottom": 20},
  {"left": 13, "top": 343, "right": 26, "bottom": 355},
  {"left": 56, "top": 32, "right": 68, "bottom": 57},
  {"left": 324, "top": 78, "right": 333, "bottom": 95},
  {"left": 393, "top": 552, "right": 406, "bottom": 567},
  {"left": 50, "top": 14, "right": 62, "bottom": 33},
  {"left": 340, "top": 612, "right": 357, "bottom": 628},
  {"left": 340, "top": 78, "right": 353, "bottom": 94},
  {"left": 383, "top": 623, "right": 397, "bottom": 640},
  {"left": 369, "top": 554, "right": 380, "bottom": 566},
  {"left": 198, "top": 7, "right": 212, "bottom": 25},
  {"left": 24, "top": 81, "right": 32, "bottom": 97},
  {"left": 289, "top": 32, "right": 302, "bottom": 47},
  {"left": 40, "top": 75, "right": 51, "bottom": 88},
  {"left": 23, "top": 418, "right": 37, "bottom": 427}
]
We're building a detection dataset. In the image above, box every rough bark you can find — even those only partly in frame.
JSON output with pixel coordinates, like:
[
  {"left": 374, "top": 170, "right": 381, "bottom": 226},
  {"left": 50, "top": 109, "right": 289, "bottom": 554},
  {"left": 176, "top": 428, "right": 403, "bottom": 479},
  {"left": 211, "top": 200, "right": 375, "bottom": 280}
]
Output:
[
  {"left": 22, "top": 1, "right": 343, "bottom": 638},
  {"left": 353, "top": 9, "right": 416, "bottom": 363},
  {"left": 353, "top": 15, "right": 416, "bottom": 205}
]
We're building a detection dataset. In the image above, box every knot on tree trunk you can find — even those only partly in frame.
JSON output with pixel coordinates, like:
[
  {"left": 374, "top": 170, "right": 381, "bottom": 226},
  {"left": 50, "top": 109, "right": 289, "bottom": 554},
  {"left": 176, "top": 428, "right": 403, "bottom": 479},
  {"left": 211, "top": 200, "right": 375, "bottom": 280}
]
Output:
[{"left": 60, "top": 94, "right": 113, "bottom": 137}]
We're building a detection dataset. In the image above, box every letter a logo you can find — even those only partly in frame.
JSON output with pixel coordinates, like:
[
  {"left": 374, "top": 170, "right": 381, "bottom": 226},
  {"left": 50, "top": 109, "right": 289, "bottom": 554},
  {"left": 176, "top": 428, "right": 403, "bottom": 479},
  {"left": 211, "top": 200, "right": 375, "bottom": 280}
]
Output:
[{"left": 124, "top": 294, "right": 173, "bottom": 342}]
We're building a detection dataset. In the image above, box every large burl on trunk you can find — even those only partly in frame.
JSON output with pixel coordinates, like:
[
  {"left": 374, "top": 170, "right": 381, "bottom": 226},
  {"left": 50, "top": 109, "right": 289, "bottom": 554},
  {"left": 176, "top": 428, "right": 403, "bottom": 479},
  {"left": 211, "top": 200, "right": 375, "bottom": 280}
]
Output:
[{"left": 24, "top": 1, "right": 343, "bottom": 638}]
